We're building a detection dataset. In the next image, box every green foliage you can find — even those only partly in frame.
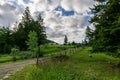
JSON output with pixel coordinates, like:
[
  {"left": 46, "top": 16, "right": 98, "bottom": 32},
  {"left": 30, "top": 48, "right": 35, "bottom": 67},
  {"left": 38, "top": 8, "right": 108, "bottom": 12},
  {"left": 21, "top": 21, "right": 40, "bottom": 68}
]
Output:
[
  {"left": 0, "top": 54, "right": 13, "bottom": 63},
  {"left": 0, "top": 27, "right": 13, "bottom": 53},
  {"left": 0, "top": 7, "right": 46, "bottom": 53},
  {"left": 18, "top": 51, "right": 36, "bottom": 59},
  {"left": 12, "top": 7, "right": 46, "bottom": 50},
  {"left": 26, "top": 31, "right": 38, "bottom": 52},
  {"left": 9, "top": 47, "right": 120, "bottom": 80},
  {"left": 40, "top": 45, "right": 74, "bottom": 56},
  {"left": 89, "top": 0, "right": 120, "bottom": 54},
  {"left": 11, "top": 48, "right": 19, "bottom": 55},
  {"left": 51, "top": 54, "right": 69, "bottom": 62},
  {"left": 85, "top": 26, "right": 94, "bottom": 45},
  {"left": 0, "top": 45, "right": 73, "bottom": 64},
  {"left": 12, "top": 7, "right": 34, "bottom": 50},
  {"left": 64, "top": 35, "right": 68, "bottom": 45},
  {"left": 10, "top": 47, "right": 19, "bottom": 61}
]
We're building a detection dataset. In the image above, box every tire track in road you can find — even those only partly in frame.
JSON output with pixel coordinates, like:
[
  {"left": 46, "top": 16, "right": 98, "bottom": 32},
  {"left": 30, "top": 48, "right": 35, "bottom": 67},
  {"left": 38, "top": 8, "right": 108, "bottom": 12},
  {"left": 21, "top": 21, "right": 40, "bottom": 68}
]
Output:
[{"left": 0, "top": 59, "right": 36, "bottom": 79}]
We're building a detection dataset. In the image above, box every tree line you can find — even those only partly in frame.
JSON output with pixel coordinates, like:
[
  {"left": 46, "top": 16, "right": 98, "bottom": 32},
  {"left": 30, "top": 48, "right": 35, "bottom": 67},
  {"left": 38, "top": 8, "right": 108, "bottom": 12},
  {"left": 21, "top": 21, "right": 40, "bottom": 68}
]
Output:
[
  {"left": 0, "top": 7, "right": 46, "bottom": 54},
  {"left": 86, "top": 0, "right": 120, "bottom": 56}
]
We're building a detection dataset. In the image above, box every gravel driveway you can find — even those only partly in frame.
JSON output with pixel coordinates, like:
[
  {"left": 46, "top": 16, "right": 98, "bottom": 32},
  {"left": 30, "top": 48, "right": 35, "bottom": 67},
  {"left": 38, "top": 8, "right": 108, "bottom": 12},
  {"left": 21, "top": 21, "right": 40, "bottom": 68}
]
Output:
[{"left": 0, "top": 59, "right": 36, "bottom": 79}]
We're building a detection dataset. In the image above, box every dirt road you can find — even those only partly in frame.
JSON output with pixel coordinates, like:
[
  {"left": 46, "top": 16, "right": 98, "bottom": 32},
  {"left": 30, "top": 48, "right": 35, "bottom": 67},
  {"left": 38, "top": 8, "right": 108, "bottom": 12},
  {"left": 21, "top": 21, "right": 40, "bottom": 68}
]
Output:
[
  {"left": 0, "top": 59, "right": 36, "bottom": 79},
  {"left": 0, "top": 48, "right": 79, "bottom": 79}
]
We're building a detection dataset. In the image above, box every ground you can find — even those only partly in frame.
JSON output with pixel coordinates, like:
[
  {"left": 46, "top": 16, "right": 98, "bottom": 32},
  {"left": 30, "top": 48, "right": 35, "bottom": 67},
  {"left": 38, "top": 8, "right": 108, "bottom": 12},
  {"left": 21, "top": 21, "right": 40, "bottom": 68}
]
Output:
[
  {"left": 5, "top": 47, "right": 120, "bottom": 80},
  {"left": 0, "top": 59, "right": 36, "bottom": 79},
  {"left": 4, "top": 48, "right": 120, "bottom": 80}
]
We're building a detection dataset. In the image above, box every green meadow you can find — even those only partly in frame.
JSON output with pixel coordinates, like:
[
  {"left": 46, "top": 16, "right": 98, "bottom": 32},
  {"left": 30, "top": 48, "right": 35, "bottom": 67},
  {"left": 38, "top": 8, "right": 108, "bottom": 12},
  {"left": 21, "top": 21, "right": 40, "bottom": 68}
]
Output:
[
  {"left": 0, "top": 45, "right": 74, "bottom": 64},
  {"left": 8, "top": 47, "right": 120, "bottom": 80}
]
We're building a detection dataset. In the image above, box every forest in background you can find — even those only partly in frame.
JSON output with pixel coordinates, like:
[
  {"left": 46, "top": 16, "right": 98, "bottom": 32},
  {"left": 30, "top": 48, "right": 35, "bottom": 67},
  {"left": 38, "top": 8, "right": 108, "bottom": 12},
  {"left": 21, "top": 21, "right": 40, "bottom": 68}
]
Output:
[
  {"left": 0, "top": 7, "right": 46, "bottom": 53},
  {"left": 0, "top": 0, "right": 120, "bottom": 57}
]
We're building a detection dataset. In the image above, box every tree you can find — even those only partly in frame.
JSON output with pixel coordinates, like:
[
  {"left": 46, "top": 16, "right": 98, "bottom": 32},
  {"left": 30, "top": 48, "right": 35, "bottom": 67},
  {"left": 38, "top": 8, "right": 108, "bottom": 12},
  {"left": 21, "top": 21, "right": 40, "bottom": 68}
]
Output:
[
  {"left": 90, "top": 0, "right": 120, "bottom": 53},
  {"left": 12, "top": 7, "right": 33, "bottom": 50},
  {"left": 0, "top": 27, "right": 13, "bottom": 53},
  {"left": 26, "top": 31, "right": 42, "bottom": 66},
  {"left": 0, "top": 7, "right": 46, "bottom": 53},
  {"left": 35, "top": 14, "right": 47, "bottom": 45},
  {"left": 13, "top": 7, "right": 46, "bottom": 50},
  {"left": 64, "top": 35, "right": 68, "bottom": 45},
  {"left": 26, "top": 31, "right": 38, "bottom": 52},
  {"left": 85, "top": 26, "right": 94, "bottom": 45},
  {"left": 72, "top": 41, "right": 76, "bottom": 45}
]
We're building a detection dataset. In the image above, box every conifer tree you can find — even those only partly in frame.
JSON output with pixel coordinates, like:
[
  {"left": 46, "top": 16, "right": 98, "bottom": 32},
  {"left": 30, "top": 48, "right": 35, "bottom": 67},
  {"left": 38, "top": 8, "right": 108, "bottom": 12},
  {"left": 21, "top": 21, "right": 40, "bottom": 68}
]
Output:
[
  {"left": 85, "top": 26, "right": 94, "bottom": 45},
  {"left": 13, "top": 7, "right": 46, "bottom": 50},
  {"left": 90, "top": 0, "right": 120, "bottom": 53},
  {"left": 64, "top": 35, "right": 68, "bottom": 45}
]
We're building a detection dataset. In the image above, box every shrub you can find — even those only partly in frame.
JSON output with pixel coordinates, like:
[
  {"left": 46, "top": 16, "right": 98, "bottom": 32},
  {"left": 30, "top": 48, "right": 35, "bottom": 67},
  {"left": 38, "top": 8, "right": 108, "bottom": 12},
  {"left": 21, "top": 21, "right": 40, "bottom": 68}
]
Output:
[
  {"left": 19, "top": 51, "right": 36, "bottom": 59},
  {"left": 10, "top": 47, "right": 19, "bottom": 61},
  {"left": 51, "top": 54, "right": 69, "bottom": 62}
]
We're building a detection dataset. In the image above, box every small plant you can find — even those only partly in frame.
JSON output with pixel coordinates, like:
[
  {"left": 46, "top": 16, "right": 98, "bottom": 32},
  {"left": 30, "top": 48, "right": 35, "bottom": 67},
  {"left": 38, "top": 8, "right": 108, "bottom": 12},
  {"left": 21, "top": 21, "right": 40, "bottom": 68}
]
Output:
[
  {"left": 19, "top": 51, "right": 35, "bottom": 59},
  {"left": 26, "top": 31, "right": 38, "bottom": 52},
  {"left": 11, "top": 47, "right": 19, "bottom": 61}
]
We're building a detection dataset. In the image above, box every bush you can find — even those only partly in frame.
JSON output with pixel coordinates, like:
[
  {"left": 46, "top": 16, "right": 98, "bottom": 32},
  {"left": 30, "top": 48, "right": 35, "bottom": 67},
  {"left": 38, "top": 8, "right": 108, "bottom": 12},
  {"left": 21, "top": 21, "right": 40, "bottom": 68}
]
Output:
[
  {"left": 19, "top": 51, "right": 36, "bottom": 59},
  {"left": 12, "top": 56, "right": 17, "bottom": 61},
  {"left": 10, "top": 47, "right": 19, "bottom": 61},
  {"left": 51, "top": 54, "right": 69, "bottom": 62}
]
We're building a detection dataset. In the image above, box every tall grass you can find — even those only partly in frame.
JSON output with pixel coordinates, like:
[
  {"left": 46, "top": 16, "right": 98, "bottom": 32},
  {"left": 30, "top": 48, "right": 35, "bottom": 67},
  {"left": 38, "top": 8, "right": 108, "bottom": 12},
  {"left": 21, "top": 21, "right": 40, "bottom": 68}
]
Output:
[
  {"left": 8, "top": 47, "right": 120, "bottom": 80},
  {"left": 0, "top": 45, "right": 73, "bottom": 64}
]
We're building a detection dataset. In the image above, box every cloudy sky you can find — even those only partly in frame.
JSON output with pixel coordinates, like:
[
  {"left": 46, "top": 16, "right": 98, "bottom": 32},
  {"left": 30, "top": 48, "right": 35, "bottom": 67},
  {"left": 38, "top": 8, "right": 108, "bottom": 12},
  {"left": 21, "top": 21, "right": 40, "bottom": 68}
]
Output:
[{"left": 0, "top": 0, "right": 95, "bottom": 44}]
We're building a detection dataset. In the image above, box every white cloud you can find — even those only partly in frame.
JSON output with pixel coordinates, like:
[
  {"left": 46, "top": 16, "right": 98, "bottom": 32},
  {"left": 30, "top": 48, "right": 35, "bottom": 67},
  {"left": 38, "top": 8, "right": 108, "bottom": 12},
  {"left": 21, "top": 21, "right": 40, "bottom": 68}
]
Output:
[
  {"left": 61, "top": 0, "right": 73, "bottom": 11},
  {"left": 47, "top": 0, "right": 60, "bottom": 11},
  {"left": 0, "top": 0, "right": 95, "bottom": 43},
  {"left": 0, "top": 0, "right": 5, "bottom": 5},
  {"left": 0, "top": 3, "right": 20, "bottom": 27},
  {"left": 61, "top": 0, "right": 95, "bottom": 13},
  {"left": 43, "top": 10, "right": 90, "bottom": 43}
]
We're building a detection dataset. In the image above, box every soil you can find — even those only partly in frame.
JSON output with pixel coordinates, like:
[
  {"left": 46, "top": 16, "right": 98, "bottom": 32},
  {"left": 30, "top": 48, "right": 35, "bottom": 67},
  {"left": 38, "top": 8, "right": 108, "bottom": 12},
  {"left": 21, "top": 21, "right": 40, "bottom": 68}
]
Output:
[{"left": 0, "top": 59, "right": 36, "bottom": 79}]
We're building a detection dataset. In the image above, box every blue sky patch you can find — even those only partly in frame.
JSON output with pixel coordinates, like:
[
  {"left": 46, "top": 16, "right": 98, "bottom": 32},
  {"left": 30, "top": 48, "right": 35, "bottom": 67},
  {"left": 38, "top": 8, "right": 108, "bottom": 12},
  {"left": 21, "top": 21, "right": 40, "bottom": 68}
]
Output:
[
  {"left": 55, "top": 6, "right": 74, "bottom": 16},
  {"left": 48, "top": 0, "right": 52, "bottom": 3},
  {"left": 23, "top": 0, "right": 30, "bottom": 4}
]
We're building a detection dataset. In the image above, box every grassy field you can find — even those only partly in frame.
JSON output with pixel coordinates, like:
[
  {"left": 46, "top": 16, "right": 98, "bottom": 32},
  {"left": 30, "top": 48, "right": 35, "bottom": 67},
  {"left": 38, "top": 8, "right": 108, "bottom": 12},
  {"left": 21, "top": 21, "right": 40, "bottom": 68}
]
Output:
[
  {"left": 0, "top": 54, "right": 21, "bottom": 64},
  {"left": 7, "top": 47, "right": 120, "bottom": 80},
  {"left": 0, "top": 45, "right": 74, "bottom": 64},
  {"left": 41, "top": 45, "right": 73, "bottom": 54},
  {"left": 0, "top": 54, "right": 13, "bottom": 63}
]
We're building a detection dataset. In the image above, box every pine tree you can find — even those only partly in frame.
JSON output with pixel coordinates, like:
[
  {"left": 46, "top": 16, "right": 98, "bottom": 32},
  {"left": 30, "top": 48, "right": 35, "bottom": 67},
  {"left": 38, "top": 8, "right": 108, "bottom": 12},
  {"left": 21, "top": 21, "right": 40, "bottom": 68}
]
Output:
[
  {"left": 64, "top": 35, "right": 68, "bottom": 45},
  {"left": 85, "top": 26, "right": 94, "bottom": 45},
  {"left": 35, "top": 14, "right": 47, "bottom": 45},
  {"left": 13, "top": 7, "right": 46, "bottom": 50},
  {"left": 90, "top": 0, "right": 120, "bottom": 53},
  {"left": 13, "top": 7, "right": 33, "bottom": 50},
  {"left": 0, "top": 27, "right": 13, "bottom": 53}
]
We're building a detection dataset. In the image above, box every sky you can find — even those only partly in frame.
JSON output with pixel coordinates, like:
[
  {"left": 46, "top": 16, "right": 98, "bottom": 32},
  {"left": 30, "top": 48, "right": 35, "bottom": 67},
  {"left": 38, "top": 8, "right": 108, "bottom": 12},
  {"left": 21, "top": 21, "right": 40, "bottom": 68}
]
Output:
[{"left": 0, "top": 0, "right": 95, "bottom": 44}]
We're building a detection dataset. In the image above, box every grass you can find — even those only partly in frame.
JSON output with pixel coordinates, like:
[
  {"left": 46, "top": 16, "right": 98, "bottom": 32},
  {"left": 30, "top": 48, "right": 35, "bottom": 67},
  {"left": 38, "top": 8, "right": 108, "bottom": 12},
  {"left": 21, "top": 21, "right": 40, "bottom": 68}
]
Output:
[
  {"left": 0, "top": 45, "right": 74, "bottom": 64},
  {"left": 0, "top": 54, "right": 12, "bottom": 62},
  {"left": 0, "top": 54, "right": 20, "bottom": 64},
  {"left": 0, "top": 54, "right": 32, "bottom": 65},
  {"left": 7, "top": 47, "right": 120, "bottom": 80},
  {"left": 41, "top": 45, "right": 74, "bottom": 56}
]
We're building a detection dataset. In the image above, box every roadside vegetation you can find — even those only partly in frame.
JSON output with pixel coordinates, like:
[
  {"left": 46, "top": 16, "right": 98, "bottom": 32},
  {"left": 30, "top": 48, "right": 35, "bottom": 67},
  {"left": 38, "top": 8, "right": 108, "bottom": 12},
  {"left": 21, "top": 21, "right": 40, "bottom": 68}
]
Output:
[
  {"left": 0, "top": 0, "right": 120, "bottom": 79},
  {"left": 7, "top": 47, "right": 120, "bottom": 80},
  {"left": 0, "top": 45, "right": 75, "bottom": 64},
  {"left": 0, "top": 7, "right": 78, "bottom": 65}
]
